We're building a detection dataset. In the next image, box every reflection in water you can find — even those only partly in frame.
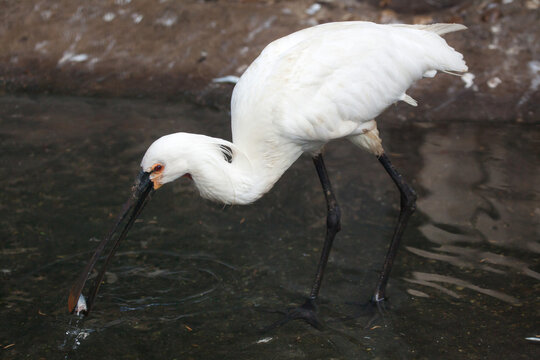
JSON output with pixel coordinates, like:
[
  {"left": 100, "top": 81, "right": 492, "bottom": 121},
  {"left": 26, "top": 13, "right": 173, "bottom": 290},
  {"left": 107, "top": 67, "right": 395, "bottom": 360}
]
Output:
[
  {"left": 410, "top": 124, "right": 539, "bottom": 305},
  {"left": 407, "top": 242, "right": 540, "bottom": 280},
  {"left": 405, "top": 271, "right": 520, "bottom": 304},
  {"left": 0, "top": 96, "right": 538, "bottom": 359}
]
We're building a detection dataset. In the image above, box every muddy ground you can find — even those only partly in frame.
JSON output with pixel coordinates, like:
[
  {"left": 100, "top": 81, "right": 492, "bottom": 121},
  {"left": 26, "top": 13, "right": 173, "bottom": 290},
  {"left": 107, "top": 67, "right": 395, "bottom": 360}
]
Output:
[{"left": 1, "top": 0, "right": 539, "bottom": 122}]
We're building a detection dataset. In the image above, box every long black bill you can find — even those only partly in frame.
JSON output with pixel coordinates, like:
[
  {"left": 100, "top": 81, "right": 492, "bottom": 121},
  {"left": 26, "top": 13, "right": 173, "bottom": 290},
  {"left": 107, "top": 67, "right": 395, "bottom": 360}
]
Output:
[{"left": 68, "top": 170, "right": 155, "bottom": 315}]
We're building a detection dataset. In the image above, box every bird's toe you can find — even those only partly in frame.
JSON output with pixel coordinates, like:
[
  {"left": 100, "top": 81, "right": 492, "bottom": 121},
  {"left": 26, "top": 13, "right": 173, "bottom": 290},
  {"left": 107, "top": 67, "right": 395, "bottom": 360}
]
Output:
[{"left": 262, "top": 298, "right": 323, "bottom": 332}]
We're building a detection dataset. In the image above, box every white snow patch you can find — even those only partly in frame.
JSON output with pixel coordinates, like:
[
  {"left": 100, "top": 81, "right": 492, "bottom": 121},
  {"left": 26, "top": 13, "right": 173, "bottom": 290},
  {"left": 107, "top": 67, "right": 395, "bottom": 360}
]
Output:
[
  {"left": 212, "top": 75, "right": 240, "bottom": 84},
  {"left": 487, "top": 77, "right": 502, "bottom": 89},
  {"left": 305, "top": 3, "right": 322, "bottom": 15},
  {"left": 156, "top": 12, "right": 177, "bottom": 27},
  {"left": 132, "top": 13, "right": 143, "bottom": 23},
  {"left": 34, "top": 41, "right": 48, "bottom": 53},
  {"left": 490, "top": 24, "right": 501, "bottom": 34},
  {"left": 70, "top": 54, "right": 89, "bottom": 62},
  {"left": 58, "top": 52, "right": 89, "bottom": 65},
  {"left": 103, "top": 12, "right": 116, "bottom": 22},
  {"left": 58, "top": 52, "right": 75, "bottom": 65}
]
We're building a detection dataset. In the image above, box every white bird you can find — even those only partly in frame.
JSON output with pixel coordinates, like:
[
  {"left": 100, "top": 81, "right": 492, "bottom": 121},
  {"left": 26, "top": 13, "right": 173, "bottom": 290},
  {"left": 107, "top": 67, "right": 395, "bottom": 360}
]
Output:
[{"left": 69, "top": 21, "right": 467, "bottom": 328}]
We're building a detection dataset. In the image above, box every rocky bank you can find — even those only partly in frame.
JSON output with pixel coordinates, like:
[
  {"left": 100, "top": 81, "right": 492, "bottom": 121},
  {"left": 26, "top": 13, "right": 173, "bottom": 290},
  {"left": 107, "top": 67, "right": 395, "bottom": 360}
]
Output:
[{"left": 1, "top": 0, "right": 539, "bottom": 122}]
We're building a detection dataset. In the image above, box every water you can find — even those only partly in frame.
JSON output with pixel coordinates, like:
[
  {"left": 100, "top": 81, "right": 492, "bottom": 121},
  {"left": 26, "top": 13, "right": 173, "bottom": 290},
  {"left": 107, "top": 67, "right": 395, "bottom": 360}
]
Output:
[{"left": 0, "top": 95, "right": 538, "bottom": 359}]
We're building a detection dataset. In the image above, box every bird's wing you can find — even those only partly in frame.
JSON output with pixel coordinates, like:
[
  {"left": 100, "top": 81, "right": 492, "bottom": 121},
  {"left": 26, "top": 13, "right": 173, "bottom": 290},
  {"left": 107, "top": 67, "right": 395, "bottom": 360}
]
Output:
[{"left": 232, "top": 21, "right": 467, "bottom": 153}]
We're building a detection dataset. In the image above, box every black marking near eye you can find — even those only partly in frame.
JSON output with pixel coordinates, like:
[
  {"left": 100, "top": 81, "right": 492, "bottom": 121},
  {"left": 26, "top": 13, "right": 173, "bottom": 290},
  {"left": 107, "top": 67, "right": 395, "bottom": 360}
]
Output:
[{"left": 219, "top": 145, "right": 233, "bottom": 163}]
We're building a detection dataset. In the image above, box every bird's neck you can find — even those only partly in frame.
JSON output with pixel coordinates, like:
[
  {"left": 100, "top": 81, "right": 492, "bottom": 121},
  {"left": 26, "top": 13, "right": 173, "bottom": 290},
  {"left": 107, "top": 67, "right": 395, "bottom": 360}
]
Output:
[{"left": 188, "top": 136, "right": 302, "bottom": 205}]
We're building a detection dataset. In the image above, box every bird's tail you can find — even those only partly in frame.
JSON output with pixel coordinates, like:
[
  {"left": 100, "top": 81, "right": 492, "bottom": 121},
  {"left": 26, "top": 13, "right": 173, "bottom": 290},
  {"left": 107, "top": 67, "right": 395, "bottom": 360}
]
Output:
[
  {"left": 394, "top": 23, "right": 468, "bottom": 74},
  {"left": 391, "top": 23, "right": 467, "bottom": 36}
]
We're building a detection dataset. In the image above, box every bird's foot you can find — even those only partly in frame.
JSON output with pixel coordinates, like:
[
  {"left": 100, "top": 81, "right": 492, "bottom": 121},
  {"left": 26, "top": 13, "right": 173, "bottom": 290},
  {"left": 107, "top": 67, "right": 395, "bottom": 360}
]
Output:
[
  {"left": 262, "top": 298, "right": 323, "bottom": 332},
  {"left": 341, "top": 296, "right": 390, "bottom": 329}
]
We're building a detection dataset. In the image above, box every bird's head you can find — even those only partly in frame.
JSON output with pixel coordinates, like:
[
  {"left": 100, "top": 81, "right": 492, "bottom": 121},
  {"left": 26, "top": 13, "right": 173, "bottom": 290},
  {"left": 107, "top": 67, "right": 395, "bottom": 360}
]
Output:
[
  {"left": 67, "top": 132, "right": 234, "bottom": 315},
  {"left": 139, "top": 133, "right": 193, "bottom": 190}
]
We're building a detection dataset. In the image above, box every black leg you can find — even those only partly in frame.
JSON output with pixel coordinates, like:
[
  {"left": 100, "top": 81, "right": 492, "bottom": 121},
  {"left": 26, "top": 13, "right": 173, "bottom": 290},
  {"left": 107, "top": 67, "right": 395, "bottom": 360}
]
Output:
[
  {"left": 372, "top": 153, "right": 417, "bottom": 302},
  {"left": 309, "top": 153, "right": 341, "bottom": 300},
  {"left": 265, "top": 153, "right": 340, "bottom": 331}
]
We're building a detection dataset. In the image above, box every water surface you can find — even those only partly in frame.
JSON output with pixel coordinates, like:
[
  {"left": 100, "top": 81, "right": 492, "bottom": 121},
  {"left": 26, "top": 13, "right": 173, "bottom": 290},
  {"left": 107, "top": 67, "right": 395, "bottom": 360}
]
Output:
[{"left": 0, "top": 96, "right": 538, "bottom": 359}]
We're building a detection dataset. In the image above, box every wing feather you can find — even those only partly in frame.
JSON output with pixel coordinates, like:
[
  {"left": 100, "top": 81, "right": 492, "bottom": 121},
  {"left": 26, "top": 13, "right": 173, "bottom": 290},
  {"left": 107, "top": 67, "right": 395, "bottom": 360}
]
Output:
[{"left": 231, "top": 21, "right": 467, "bottom": 156}]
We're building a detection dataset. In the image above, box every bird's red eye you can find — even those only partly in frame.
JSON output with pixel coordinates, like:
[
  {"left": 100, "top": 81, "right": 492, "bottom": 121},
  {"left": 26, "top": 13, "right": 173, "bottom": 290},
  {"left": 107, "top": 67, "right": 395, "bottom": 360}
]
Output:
[{"left": 153, "top": 164, "right": 163, "bottom": 172}]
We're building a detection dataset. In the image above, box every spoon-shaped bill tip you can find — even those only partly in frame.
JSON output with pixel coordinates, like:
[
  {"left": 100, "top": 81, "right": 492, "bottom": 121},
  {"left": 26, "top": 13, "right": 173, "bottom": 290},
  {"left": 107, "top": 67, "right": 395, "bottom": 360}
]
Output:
[{"left": 67, "top": 170, "right": 154, "bottom": 315}]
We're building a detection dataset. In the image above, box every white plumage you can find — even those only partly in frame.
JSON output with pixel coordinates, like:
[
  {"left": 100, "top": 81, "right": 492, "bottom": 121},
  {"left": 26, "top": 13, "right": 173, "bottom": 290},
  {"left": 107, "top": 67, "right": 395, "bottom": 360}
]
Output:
[
  {"left": 141, "top": 21, "right": 467, "bottom": 205},
  {"left": 70, "top": 21, "right": 468, "bottom": 317}
]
